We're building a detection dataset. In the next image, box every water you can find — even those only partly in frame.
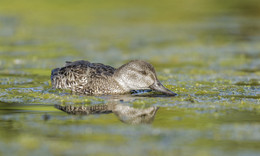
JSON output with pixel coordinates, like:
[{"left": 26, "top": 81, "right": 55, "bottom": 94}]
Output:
[{"left": 0, "top": 0, "right": 260, "bottom": 155}]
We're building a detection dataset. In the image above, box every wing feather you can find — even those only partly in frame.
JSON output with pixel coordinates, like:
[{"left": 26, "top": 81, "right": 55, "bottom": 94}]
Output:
[{"left": 51, "top": 60, "right": 116, "bottom": 90}]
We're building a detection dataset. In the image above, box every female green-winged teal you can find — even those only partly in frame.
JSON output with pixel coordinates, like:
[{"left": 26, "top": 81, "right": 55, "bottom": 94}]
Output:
[{"left": 51, "top": 60, "right": 177, "bottom": 96}]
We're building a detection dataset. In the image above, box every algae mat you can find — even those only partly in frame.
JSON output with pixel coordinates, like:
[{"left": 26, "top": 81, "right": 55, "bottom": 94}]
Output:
[{"left": 0, "top": 0, "right": 260, "bottom": 156}]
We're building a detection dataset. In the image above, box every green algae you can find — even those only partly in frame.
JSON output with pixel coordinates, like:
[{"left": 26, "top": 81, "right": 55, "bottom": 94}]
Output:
[
  {"left": 235, "top": 79, "right": 260, "bottom": 86},
  {"left": 0, "top": 0, "right": 260, "bottom": 155}
]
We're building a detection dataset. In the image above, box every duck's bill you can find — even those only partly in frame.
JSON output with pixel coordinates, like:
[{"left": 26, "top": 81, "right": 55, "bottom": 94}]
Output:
[{"left": 150, "top": 81, "right": 177, "bottom": 96}]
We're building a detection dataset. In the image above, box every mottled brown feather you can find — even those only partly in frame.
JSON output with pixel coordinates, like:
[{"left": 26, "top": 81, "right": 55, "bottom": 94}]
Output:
[{"left": 51, "top": 60, "right": 119, "bottom": 95}]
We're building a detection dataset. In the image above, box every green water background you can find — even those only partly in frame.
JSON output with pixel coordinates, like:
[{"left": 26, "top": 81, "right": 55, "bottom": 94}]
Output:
[{"left": 0, "top": 0, "right": 260, "bottom": 155}]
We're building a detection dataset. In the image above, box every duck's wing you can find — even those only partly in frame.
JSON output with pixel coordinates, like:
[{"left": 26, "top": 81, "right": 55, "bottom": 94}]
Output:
[
  {"left": 90, "top": 63, "right": 116, "bottom": 78},
  {"left": 65, "top": 60, "right": 91, "bottom": 67},
  {"left": 64, "top": 60, "right": 116, "bottom": 77},
  {"left": 51, "top": 60, "right": 116, "bottom": 89}
]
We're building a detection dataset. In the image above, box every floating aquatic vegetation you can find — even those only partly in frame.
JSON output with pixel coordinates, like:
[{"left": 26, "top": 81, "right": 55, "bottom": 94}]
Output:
[
  {"left": 235, "top": 79, "right": 260, "bottom": 86},
  {"left": 0, "top": 0, "right": 260, "bottom": 155}
]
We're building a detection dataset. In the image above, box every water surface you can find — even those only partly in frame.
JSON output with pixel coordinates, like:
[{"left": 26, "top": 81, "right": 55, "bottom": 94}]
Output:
[{"left": 0, "top": 0, "right": 260, "bottom": 155}]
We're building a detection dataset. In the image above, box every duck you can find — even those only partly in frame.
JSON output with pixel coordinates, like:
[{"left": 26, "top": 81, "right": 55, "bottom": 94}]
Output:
[{"left": 51, "top": 60, "right": 177, "bottom": 96}]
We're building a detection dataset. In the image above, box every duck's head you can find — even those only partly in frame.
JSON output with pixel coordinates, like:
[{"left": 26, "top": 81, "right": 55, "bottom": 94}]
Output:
[{"left": 114, "top": 60, "right": 177, "bottom": 96}]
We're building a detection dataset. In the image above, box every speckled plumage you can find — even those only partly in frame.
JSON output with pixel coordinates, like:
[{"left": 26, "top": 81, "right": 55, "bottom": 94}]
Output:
[{"left": 51, "top": 60, "right": 177, "bottom": 96}]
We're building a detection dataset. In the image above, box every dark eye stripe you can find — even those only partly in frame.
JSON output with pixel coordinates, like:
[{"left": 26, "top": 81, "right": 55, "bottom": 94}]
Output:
[{"left": 139, "top": 71, "right": 147, "bottom": 75}]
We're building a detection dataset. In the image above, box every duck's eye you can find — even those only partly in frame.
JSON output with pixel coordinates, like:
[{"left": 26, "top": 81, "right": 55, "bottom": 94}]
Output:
[{"left": 139, "top": 71, "right": 147, "bottom": 75}]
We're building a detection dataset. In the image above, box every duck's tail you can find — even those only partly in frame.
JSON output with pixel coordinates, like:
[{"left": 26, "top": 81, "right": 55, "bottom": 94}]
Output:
[
  {"left": 51, "top": 68, "right": 59, "bottom": 76},
  {"left": 51, "top": 68, "right": 60, "bottom": 88}
]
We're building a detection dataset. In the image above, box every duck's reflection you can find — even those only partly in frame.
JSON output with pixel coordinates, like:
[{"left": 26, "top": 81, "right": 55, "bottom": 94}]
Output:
[
  {"left": 55, "top": 103, "right": 159, "bottom": 125},
  {"left": 113, "top": 104, "right": 159, "bottom": 124}
]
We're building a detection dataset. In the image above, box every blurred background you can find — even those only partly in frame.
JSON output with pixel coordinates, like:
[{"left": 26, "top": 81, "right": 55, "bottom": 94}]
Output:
[
  {"left": 0, "top": 0, "right": 260, "bottom": 156},
  {"left": 0, "top": 0, "right": 260, "bottom": 69}
]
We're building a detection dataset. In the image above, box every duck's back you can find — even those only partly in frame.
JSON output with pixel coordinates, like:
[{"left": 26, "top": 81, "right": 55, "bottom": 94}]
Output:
[{"left": 51, "top": 60, "right": 116, "bottom": 93}]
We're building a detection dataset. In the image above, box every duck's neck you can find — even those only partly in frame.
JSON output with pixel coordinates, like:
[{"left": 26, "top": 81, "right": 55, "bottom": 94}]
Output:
[
  {"left": 90, "top": 77, "right": 129, "bottom": 95},
  {"left": 113, "top": 77, "right": 129, "bottom": 90},
  {"left": 113, "top": 67, "right": 135, "bottom": 92}
]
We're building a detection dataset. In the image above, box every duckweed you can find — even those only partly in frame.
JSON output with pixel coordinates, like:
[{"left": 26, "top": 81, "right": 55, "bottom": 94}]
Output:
[{"left": 1, "top": 0, "right": 260, "bottom": 155}]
